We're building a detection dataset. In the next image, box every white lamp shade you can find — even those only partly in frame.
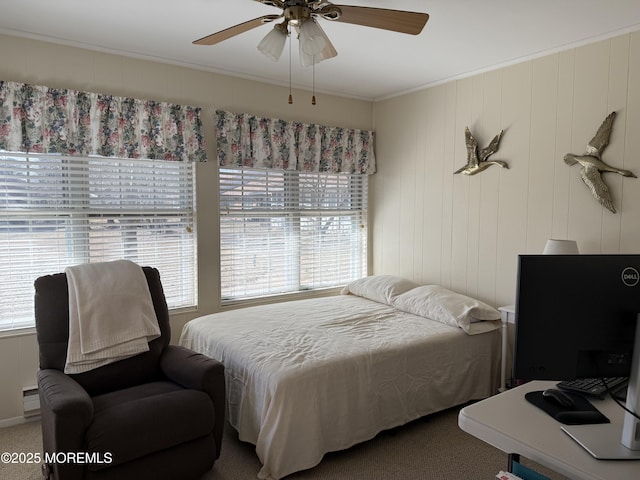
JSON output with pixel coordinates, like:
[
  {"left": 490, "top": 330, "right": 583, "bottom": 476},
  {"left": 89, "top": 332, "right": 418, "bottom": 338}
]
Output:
[
  {"left": 257, "top": 25, "right": 288, "bottom": 61},
  {"left": 298, "top": 22, "right": 337, "bottom": 66},
  {"left": 542, "top": 239, "right": 579, "bottom": 254},
  {"left": 299, "top": 19, "right": 327, "bottom": 55}
]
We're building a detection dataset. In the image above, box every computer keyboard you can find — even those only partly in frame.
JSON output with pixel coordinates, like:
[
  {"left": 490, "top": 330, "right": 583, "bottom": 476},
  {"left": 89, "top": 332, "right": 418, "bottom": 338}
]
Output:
[{"left": 557, "top": 376, "right": 628, "bottom": 398}]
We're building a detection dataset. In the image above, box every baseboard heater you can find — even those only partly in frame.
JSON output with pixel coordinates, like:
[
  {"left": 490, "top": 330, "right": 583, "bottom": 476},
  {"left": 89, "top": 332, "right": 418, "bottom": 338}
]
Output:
[{"left": 22, "top": 386, "right": 40, "bottom": 417}]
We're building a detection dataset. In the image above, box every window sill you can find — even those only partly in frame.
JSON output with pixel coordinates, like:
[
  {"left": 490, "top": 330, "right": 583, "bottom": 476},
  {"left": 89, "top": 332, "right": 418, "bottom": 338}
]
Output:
[
  {"left": 221, "top": 287, "right": 343, "bottom": 311},
  {"left": 0, "top": 305, "right": 197, "bottom": 339},
  {"left": 0, "top": 326, "right": 36, "bottom": 339}
]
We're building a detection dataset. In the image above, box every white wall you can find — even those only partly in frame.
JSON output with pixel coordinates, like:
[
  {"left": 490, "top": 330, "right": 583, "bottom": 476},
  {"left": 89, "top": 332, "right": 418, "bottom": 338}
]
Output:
[
  {"left": 0, "top": 34, "right": 373, "bottom": 423},
  {"left": 371, "top": 31, "right": 640, "bottom": 309}
]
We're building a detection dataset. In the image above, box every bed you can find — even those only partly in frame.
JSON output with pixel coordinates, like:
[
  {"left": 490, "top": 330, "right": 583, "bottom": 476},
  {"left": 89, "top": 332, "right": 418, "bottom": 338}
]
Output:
[{"left": 179, "top": 275, "right": 502, "bottom": 480}]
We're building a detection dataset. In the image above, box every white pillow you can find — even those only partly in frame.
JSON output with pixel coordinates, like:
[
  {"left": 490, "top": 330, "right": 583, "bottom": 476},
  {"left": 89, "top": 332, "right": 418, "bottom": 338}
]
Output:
[
  {"left": 392, "top": 285, "right": 501, "bottom": 334},
  {"left": 341, "top": 275, "right": 418, "bottom": 305}
]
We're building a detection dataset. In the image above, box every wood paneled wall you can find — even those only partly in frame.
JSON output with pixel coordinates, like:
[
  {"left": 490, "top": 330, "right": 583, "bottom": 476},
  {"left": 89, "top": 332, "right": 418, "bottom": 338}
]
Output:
[{"left": 371, "top": 32, "right": 640, "bottom": 307}]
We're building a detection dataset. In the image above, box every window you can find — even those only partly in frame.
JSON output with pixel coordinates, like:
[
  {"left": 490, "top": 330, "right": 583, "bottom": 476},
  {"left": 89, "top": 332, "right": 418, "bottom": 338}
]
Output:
[
  {"left": 220, "top": 167, "right": 367, "bottom": 301},
  {"left": 0, "top": 152, "right": 196, "bottom": 331}
]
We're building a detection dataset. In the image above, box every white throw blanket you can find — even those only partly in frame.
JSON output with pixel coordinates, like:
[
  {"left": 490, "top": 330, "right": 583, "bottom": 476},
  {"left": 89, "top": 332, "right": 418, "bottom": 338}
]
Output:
[{"left": 64, "top": 260, "right": 160, "bottom": 374}]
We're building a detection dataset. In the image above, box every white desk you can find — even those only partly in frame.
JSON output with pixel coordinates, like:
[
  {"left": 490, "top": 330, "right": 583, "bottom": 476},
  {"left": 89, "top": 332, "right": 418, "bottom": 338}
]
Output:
[{"left": 459, "top": 380, "right": 640, "bottom": 480}]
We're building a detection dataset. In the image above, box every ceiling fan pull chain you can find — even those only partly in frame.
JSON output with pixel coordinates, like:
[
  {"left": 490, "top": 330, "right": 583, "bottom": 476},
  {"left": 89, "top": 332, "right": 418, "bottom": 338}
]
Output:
[
  {"left": 288, "top": 27, "right": 293, "bottom": 104},
  {"left": 312, "top": 60, "right": 316, "bottom": 105}
]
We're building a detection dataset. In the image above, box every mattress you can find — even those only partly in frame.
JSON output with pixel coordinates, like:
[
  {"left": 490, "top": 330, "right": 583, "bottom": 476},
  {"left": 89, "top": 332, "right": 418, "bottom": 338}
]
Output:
[{"left": 180, "top": 294, "right": 501, "bottom": 479}]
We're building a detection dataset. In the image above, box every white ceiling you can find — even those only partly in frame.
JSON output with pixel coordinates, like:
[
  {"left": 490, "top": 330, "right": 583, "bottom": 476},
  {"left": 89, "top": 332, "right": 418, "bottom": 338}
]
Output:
[{"left": 2, "top": 0, "right": 640, "bottom": 101}]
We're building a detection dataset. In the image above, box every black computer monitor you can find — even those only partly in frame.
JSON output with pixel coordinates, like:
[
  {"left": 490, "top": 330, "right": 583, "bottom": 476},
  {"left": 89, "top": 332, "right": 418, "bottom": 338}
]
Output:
[
  {"left": 513, "top": 254, "right": 640, "bottom": 459},
  {"left": 514, "top": 254, "right": 640, "bottom": 381}
]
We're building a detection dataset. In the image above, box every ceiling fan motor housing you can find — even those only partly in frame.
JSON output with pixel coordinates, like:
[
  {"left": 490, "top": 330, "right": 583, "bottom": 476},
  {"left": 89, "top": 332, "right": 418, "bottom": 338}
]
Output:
[
  {"left": 280, "top": 1, "right": 342, "bottom": 24},
  {"left": 284, "top": 5, "right": 311, "bottom": 25}
]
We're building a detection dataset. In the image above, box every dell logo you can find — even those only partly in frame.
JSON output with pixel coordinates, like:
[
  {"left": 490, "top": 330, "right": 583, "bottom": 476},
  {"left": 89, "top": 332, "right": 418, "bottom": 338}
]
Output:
[{"left": 621, "top": 267, "right": 640, "bottom": 287}]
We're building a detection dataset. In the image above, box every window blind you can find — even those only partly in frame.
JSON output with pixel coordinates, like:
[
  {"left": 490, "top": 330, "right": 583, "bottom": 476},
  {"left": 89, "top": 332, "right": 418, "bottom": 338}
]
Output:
[
  {"left": 220, "top": 167, "right": 367, "bottom": 301},
  {"left": 0, "top": 152, "right": 196, "bottom": 331}
]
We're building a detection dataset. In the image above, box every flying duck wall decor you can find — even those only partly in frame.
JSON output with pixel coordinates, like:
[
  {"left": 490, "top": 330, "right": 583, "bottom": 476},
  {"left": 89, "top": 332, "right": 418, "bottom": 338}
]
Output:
[
  {"left": 564, "top": 111, "right": 636, "bottom": 213},
  {"left": 454, "top": 127, "right": 508, "bottom": 175}
]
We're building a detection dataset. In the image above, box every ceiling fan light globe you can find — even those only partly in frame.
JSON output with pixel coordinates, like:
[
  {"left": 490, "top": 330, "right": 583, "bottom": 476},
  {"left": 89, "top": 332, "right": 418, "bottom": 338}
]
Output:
[
  {"left": 299, "top": 18, "right": 328, "bottom": 56},
  {"left": 257, "top": 25, "right": 288, "bottom": 61},
  {"left": 299, "top": 34, "right": 337, "bottom": 66}
]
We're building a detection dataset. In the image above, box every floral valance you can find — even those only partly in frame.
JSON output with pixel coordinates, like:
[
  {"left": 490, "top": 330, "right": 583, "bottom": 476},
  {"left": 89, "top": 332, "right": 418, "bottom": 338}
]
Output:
[
  {"left": 0, "top": 81, "right": 206, "bottom": 161},
  {"left": 216, "top": 110, "right": 376, "bottom": 174}
]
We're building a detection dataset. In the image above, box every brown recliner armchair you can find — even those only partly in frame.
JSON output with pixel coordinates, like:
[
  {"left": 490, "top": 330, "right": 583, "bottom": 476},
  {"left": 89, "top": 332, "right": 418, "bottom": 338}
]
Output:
[{"left": 34, "top": 266, "right": 225, "bottom": 480}]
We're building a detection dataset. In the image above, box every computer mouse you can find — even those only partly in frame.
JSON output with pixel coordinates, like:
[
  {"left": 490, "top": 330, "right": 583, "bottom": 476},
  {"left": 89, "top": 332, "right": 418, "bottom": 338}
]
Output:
[{"left": 542, "top": 388, "right": 575, "bottom": 408}]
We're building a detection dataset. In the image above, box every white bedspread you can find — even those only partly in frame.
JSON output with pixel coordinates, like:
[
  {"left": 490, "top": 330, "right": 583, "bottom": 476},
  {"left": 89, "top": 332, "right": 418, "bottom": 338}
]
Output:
[{"left": 180, "top": 295, "right": 500, "bottom": 480}]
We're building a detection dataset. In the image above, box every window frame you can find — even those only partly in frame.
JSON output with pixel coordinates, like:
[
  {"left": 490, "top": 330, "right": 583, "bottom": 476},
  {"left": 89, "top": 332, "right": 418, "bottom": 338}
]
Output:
[
  {"left": 219, "top": 167, "right": 368, "bottom": 304},
  {"left": 0, "top": 152, "right": 197, "bottom": 333}
]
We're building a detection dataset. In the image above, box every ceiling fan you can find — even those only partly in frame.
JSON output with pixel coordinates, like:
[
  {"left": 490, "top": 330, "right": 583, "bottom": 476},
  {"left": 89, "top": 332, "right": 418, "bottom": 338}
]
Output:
[{"left": 193, "top": 1, "right": 429, "bottom": 66}]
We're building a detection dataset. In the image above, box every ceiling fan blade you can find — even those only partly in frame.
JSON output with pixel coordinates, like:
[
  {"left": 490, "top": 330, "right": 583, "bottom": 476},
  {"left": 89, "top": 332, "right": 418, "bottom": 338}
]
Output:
[
  {"left": 193, "top": 15, "right": 281, "bottom": 45},
  {"left": 253, "top": 0, "right": 284, "bottom": 7},
  {"left": 328, "top": 6, "right": 429, "bottom": 35}
]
